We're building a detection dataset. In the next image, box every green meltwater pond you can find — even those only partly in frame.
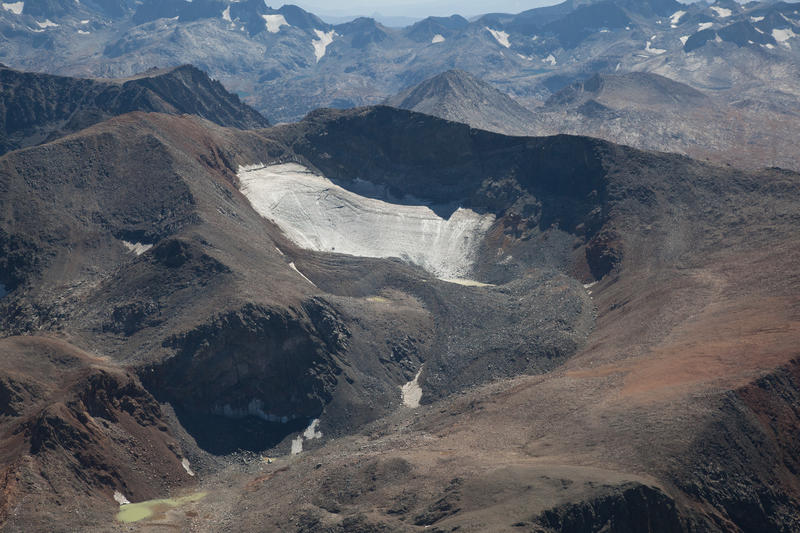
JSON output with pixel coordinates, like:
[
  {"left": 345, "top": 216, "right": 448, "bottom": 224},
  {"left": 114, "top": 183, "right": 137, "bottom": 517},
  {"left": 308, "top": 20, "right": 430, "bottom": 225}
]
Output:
[{"left": 116, "top": 492, "right": 208, "bottom": 523}]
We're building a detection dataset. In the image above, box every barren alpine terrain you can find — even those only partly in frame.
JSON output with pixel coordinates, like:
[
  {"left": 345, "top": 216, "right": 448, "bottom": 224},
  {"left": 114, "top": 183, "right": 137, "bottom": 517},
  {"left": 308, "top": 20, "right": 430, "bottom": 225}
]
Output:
[{"left": 0, "top": 1, "right": 799, "bottom": 532}]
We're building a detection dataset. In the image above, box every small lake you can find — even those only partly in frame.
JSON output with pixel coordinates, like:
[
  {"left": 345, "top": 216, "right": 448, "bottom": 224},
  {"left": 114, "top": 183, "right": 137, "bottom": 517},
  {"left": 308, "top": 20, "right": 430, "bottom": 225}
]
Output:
[{"left": 116, "top": 492, "right": 208, "bottom": 523}]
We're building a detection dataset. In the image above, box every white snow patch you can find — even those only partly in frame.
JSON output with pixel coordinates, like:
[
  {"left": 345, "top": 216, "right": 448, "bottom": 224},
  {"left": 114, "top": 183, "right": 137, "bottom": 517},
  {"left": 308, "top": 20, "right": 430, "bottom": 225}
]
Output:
[
  {"left": 77, "top": 29, "right": 89, "bottom": 34},
  {"left": 431, "top": 33, "right": 445, "bottom": 43},
  {"left": 486, "top": 27, "right": 510, "bottom": 48},
  {"left": 291, "top": 419, "right": 323, "bottom": 455},
  {"left": 303, "top": 419, "right": 322, "bottom": 440},
  {"left": 2, "top": 2, "right": 23, "bottom": 14},
  {"left": 291, "top": 437, "right": 303, "bottom": 455},
  {"left": 680, "top": 35, "right": 689, "bottom": 45},
  {"left": 274, "top": 246, "right": 284, "bottom": 256},
  {"left": 764, "top": 43, "right": 775, "bottom": 49},
  {"left": 222, "top": 5, "right": 231, "bottom": 21},
  {"left": 710, "top": 6, "right": 732, "bottom": 18},
  {"left": 750, "top": 16, "right": 764, "bottom": 23},
  {"left": 289, "top": 262, "right": 317, "bottom": 287},
  {"left": 181, "top": 458, "right": 195, "bottom": 477},
  {"left": 698, "top": 22, "right": 714, "bottom": 31},
  {"left": 80, "top": 19, "right": 89, "bottom": 24},
  {"left": 599, "top": 29, "right": 610, "bottom": 33},
  {"left": 670, "top": 10, "right": 686, "bottom": 27},
  {"left": 122, "top": 241, "right": 153, "bottom": 256},
  {"left": 36, "top": 19, "right": 59, "bottom": 28},
  {"left": 113, "top": 491, "right": 131, "bottom": 505},
  {"left": 442, "top": 278, "right": 494, "bottom": 287},
  {"left": 237, "top": 164, "right": 495, "bottom": 280},
  {"left": 773, "top": 28, "right": 796, "bottom": 43},
  {"left": 645, "top": 41, "right": 666, "bottom": 54},
  {"left": 312, "top": 29, "right": 335, "bottom": 62},
  {"left": 263, "top": 14, "right": 289, "bottom": 33},
  {"left": 401, "top": 367, "right": 423, "bottom": 408},
  {"left": 544, "top": 53, "right": 557, "bottom": 66}
]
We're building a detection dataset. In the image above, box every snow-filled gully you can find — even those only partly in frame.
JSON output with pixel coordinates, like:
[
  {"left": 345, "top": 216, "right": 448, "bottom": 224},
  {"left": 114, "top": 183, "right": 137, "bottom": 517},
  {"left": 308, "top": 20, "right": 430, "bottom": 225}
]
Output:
[{"left": 238, "top": 163, "right": 495, "bottom": 280}]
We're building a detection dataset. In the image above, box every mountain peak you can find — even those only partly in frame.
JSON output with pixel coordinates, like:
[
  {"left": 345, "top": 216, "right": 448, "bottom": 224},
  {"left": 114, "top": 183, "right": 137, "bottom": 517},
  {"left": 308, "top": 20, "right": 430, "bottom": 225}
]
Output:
[{"left": 385, "top": 69, "right": 536, "bottom": 136}]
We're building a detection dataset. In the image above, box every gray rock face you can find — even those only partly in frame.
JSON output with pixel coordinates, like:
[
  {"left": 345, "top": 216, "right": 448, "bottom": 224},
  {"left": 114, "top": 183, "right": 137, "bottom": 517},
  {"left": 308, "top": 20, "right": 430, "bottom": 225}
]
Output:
[{"left": 385, "top": 69, "right": 537, "bottom": 136}]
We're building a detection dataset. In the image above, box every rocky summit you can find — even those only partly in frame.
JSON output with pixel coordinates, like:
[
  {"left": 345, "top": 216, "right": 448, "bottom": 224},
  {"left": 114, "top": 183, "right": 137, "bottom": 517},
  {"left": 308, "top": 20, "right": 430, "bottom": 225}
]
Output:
[{"left": 1, "top": 1, "right": 799, "bottom": 532}]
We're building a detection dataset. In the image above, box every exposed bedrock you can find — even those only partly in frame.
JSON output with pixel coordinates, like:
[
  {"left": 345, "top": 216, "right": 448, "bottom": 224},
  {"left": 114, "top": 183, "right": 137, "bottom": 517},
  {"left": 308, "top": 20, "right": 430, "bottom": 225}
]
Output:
[{"left": 140, "top": 302, "right": 344, "bottom": 453}]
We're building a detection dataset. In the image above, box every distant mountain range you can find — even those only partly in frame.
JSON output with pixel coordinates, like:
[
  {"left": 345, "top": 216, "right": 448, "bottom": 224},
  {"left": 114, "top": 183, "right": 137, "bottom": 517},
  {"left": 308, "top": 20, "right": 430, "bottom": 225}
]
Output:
[
  {"left": 386, "top": 67, "right": 800, "bottom": 171},
  {"left": 0, "top": 63, "right": 269, "bottom": 155},
  {"left": 1, "top": 0, "right": 799, "bottom": 123}
]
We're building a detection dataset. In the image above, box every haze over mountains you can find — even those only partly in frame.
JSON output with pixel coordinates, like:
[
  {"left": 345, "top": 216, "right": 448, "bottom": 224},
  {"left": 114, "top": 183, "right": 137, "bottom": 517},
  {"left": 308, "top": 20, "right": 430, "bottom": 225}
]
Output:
[
  {"left": 1, "top": 1, "right": 800, "bottom": 532},
  {"left": 2, "top": 0, "right": 800, "bottom": 123}
]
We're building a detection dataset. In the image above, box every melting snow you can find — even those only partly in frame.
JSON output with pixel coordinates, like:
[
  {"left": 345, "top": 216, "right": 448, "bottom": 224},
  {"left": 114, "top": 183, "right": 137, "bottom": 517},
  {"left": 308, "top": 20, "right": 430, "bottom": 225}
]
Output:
[
  {"left": 645, "top": 41, "right": 666, "bottom": 54},
  {"left": 710, "top": 6, "right": 732, "bottom": 18},
  {"left": 114, "top": 491, "right": 131, "bottom": 506},
  {"left": 773, "top": 28, "right": 797, "bottom": 43},
  {"left": 544, "top": 54, "right": 557, "bottom": 65},
  {"left": 303, "top": 419, "right": 322, "bottom": 440},
  {"left": 680, "top": 35, "right": 689, "bottom": 45},
  {"left": 670, "top": 10, "right": 686, "bottom": 28},
  {"left": 750, "top": 16, "right": 764, "bottom": 23},
  {"left": 237, "top": 163, "right": 495, "bottom": 280},
  {"left": 698, "top": 22, "right": 714, "bottom": 31},
  {"left": 401, "top": 367, "right": 423, "bottom": 408},
  {"left": 288, "top": 262, "right": 317, "bottom": 287},
  {"left": 486, "top": 27, "right": 510, "bottom": 48},
  {"left": 2, "top": 2, "right": 23, "bottom": 14},
  {"left": 181, "top": 458, "right": 195, "bottom": 477},
  {"left": 263, "top": 14, "right": 289, "bottom": 33},
  {"left": 222, "top": 5, "right": 231, "bottom": 22},
  {"left": 291, "top": 419, "right": 322, "bottom": 455},
  {"left": 36, "top": 19, "right": 59, "bottom": 28},
  {"left": 312, "top": 29, "right": 335, "bottom": 62},
  {"left": 431, "top": 33, "right": 445, "bottom": 43},
  {"left": 122, "top": 241, "right": 153, "bottom": 256}
]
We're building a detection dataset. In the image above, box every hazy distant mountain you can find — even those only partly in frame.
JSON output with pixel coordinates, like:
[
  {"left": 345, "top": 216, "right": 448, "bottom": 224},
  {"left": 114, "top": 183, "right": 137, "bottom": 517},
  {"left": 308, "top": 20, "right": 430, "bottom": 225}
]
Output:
[
  {"left": 2, "top": 0, "right": 799, "bottom": 125},
  {"left": 0, "top": 64, "right": 269, "bottom": 155},
  {"left": 385, "top": 69, "right": 537, "bottom": 135}
]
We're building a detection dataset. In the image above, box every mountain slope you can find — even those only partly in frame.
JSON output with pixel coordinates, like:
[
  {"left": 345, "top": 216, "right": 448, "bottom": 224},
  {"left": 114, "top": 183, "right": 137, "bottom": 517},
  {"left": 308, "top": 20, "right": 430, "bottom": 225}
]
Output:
[
  {"left": 1, "top": 105, "right": 798, "bottom": 530},
  {"left": 385, "top": 69, "right": 537, "bottom": 136},
  {"left": 0, "top": 64, "right": 269, "bottom": 155}
]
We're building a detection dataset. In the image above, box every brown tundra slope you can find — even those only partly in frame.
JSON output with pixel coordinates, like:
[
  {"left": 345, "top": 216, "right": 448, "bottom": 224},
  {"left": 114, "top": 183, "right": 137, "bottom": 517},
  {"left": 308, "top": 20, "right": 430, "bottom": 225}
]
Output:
[{"left": 0, "top": 106, "right": 797, "bottom": 532}]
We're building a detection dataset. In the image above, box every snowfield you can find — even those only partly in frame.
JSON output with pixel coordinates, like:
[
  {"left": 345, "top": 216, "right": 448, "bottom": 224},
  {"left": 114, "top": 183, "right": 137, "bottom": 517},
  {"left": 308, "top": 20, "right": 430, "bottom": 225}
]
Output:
[
  {"left": 262, "top": 14, "right": 289, "bottom": 33},
  {"left": 238, "top": 163, "right": 495, "bottom": 280},
  {"left": 1, "top": 2, "right": 23, "bottom": 15},
  {"left": 486, "top": 27, "right": 511, "bottom": 48},
  {"left": 312, "top": 29, "right": 335, "bottom": 62}
]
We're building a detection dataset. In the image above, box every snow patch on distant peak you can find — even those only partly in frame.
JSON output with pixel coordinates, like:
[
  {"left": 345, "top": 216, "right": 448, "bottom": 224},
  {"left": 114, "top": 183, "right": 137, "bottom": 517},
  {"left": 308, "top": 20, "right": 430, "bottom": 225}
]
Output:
[
  {"left": 750, "top": 16, "right": 764, "bottom": 23},
  {"left": 680, "top": 35, "right": 689, "bottom": 45},
  {"left": 710, "top": 6, "right": 732, "bottom": 18},
  {"left": 486, "top": 27, "right": 510, "bottom": 48},
  {"left": 237, "top": 163, "right": 495, "bottom": 280},
  {"left": 773, "top": 28, "right": 796, "bottom": 44},
  {"left": 312, "top": 29, "right": 335, "bottom": 62},
  {"left": 263, "top": 14, "right": 289, "bottom": 33},
  {"left": 114, "top": 491, "right": 130, "bottom": 506},
  {"left": 645, "top": 41, "right": 666, "bottom": 54},
  {"left": 544, "top": 53, "right": 557, "bottom": 65},
  {"left": 289, "top": 262, "right": 317, "bottom": 288},
  {"left": 670, "top": 10, "right": 686, "bottom": 28},
  {"left": 1, "top": 2, "right": 23, "bottom": 14},
  {"left": 222, "top": 5, "right": 231, "bottom": 22},
  {"left": 77, "top": 29, "right": 89, "bottom": 34},
  {"left": 698, "top": 22, "right": 714, "bottom": 31},
  {"left": 36, "top": 19, "right": 59, "bottom": 28},
  {"left": 431, "top": 33, "right": 445, "bottom": 43}
]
